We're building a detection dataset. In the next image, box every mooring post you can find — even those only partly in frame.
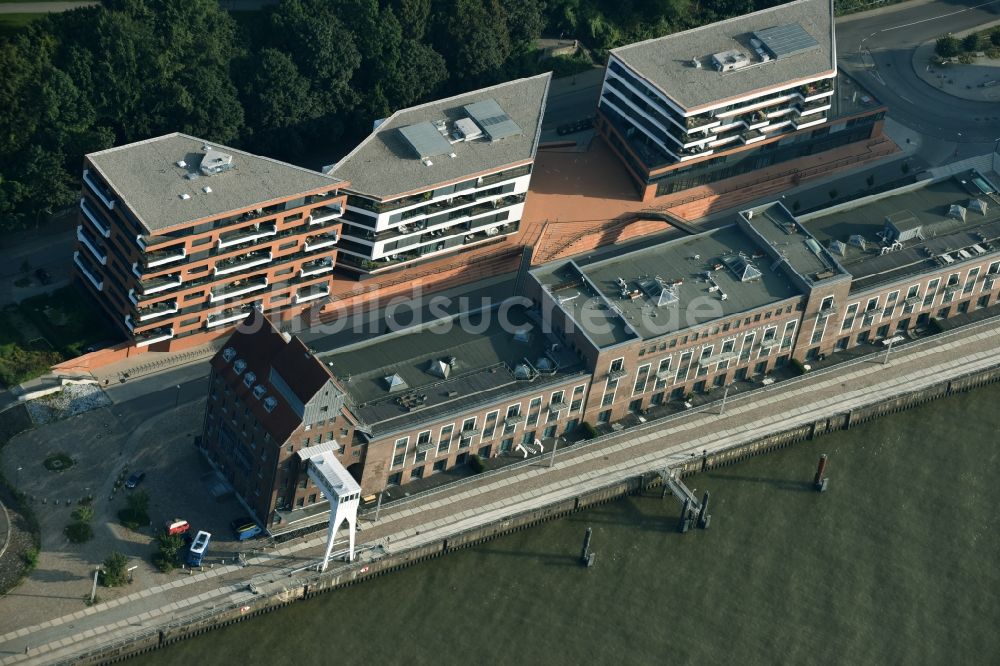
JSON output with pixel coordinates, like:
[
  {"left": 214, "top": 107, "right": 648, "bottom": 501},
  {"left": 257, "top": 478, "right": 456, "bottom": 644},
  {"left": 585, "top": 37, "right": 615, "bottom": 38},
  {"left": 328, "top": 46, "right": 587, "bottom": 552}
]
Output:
[
  {"left": 813, "top": 454, "right": 829, "bottom": 492},
  {"left": 580, "top": 527, "right": 595, "bottom": 567},
  {"left": 697, "top": 491, "right": 711, "bottom": 529},
  {"left": 678, "top": 498, "right": 691, "bottom": 533}
]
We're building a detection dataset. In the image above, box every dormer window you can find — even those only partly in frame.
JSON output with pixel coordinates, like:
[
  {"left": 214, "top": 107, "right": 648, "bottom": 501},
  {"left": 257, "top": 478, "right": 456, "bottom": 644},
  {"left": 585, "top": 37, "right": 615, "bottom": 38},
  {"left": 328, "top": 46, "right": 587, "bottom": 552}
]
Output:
[
  {"left": 253, "top": 385, "right": 267, "bottom": 400},
  {"left": 243, "top": 371, "right": 256, "bottom": 388},
  {"left": 263, "top": 396, "right": 278, "bottom": 413},
  {"left": 222, "top": 347, "right": 237, "bottom": 362},
  {"left": 234, "top": 359, "right": 247, "bottom": 374}
]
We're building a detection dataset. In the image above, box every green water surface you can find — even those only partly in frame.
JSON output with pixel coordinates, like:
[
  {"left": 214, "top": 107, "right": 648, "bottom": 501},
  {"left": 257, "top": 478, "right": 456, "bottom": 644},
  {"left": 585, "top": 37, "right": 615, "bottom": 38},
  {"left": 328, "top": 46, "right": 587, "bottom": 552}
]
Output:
[{"left": 143, "top": 385, "right": 1000, "bottom": 665}]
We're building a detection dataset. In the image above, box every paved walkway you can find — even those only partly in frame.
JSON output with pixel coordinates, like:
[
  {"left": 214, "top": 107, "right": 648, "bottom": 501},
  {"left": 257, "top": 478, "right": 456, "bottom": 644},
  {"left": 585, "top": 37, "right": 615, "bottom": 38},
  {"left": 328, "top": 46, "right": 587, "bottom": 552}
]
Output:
[{"left": 2, "top": 314, "right": 999, "bottom": 663}]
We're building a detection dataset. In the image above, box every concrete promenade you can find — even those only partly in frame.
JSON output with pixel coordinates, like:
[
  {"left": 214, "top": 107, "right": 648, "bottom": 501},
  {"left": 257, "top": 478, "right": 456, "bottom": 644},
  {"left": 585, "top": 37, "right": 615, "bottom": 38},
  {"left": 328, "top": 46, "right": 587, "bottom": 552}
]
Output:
[{"left": 3, "top": 317, "right": 1000, "bottom": 663}]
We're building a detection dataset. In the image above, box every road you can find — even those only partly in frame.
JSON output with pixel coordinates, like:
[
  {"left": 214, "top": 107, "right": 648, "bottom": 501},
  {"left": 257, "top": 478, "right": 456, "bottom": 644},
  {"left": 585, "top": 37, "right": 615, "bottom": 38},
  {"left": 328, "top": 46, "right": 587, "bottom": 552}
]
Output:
[{"left": 837, "top": 0, "right": 1000, "bottom": 145}]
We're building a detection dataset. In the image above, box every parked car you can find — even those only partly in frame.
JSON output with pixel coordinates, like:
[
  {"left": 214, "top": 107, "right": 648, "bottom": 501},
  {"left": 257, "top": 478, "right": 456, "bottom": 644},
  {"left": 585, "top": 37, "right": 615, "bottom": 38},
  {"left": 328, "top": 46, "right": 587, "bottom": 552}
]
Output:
[
  {"left": 230, "top": 516, "right": 262, "bottom": 541},
  {"left": 165, "top": 519, "right": 190, "bottom": 536},
  {"left": 34, "top": 268, "right": 52, "bottom": 285},
  {"left": 125, "top": 471, "right": 146, "bottom": 489}
]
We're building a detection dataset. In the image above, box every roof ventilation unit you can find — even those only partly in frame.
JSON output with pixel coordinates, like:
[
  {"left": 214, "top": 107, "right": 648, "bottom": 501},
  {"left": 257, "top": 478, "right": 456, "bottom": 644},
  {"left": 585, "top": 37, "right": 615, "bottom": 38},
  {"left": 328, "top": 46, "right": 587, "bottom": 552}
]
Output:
[
  {"left": 948, "top": 204, "right": 967, "bottom": 222},
  {"left": 427, "top": 359, "right": 451, "bottom": 379},
  {"left": 199, "top": 147, "right": 234, "bottom": 176},
  {"left": 829, "top": 239, "right": 848, "bottom": 256},
  {"left": 513, "top": 363, "right": 533, "bottom": 380},
  {"left": 202, "top": 186, "right": 212, "bottom": 194},
  {"left": 176, "top": 160, "right": 187, "bottom": 168},
  {"left": 383, "top": 373, "right": 408, "bottom": 393},
  {"left": 513, "top": 329, "right": 531, "bottom": 344},
  {"left": 968, "top": 199, "right": 988, "bottom": 216},
  {"left": 179, "top": 193, "right": 191, "bottom": 200},
  {"left": 848, "top": 234, "right": 867, "bottom": 251}
]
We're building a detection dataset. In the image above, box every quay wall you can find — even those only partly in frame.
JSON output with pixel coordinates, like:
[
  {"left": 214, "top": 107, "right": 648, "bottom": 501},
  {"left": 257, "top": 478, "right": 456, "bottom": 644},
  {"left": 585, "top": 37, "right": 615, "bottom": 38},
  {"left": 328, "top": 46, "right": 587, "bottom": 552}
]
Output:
[{"left": 75, "top": 362, "right": 1000, "bottom": 665}]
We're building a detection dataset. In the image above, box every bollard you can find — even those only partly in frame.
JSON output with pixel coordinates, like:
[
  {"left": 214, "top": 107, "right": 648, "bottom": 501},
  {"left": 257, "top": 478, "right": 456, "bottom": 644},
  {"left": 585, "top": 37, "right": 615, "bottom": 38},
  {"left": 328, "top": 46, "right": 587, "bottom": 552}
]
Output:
[
  {"left": 697, "top": 491, "right": 711, "bottom": 529},
  {"left": 580, "top": 527, "right": 593, "bottom": 564},
  {"left": 813, "top": 454, "right": 829, "bottom": 492}
]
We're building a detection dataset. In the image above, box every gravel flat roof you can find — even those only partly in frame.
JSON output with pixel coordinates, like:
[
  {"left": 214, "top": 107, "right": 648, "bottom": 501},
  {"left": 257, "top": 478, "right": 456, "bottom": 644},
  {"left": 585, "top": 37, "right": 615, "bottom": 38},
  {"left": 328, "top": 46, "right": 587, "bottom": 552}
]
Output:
[
  {"left": 328, "top": 74, "right": 550, "bottom": 200},
  {"left": 87, "top": 133, "right": 341, "bottom": 234},
  {"left": 610, "top": 0, "right": 834, "bottom": 111}
]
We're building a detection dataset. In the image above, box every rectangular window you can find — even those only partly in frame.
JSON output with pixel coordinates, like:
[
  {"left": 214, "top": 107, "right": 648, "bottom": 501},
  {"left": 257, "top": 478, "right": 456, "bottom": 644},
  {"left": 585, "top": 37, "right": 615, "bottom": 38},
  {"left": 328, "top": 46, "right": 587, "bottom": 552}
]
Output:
[
  {"left": 483, "top": 411, "right": 499, "bottom": 438},
  {"left": 279, "top": 240, "right": 298, "bottom": 251},
  {"left": 438, "top": 424, "right": 453, "bottom": 454},
  {"left": 392, "top": 453, "right": 405, "bottom": 468},
  {"left": 610, "top": 358, "right": 624, "bottom": 372},
  {"left": 462, "top": 417, "right": 477, "bottom": 432},
  {"left": 184, "top": 291, "right": 205, "bottom": 302},
  {"left": 924, "top": 278, "right": 940, "bottom": 306},
  {"left": 964, "top": 267, "right": 980, "bottom": 294},
  {"left": 633, "top": 364, "right": 650, "bottom": 395}
]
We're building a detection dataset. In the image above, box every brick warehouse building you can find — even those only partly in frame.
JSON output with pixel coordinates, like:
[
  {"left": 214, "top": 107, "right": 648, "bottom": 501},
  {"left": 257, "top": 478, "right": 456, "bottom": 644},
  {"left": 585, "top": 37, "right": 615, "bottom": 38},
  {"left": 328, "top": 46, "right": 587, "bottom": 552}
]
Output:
[
  {"left": 74, "top": 133, "right": 346, "bottom": 349},
  {"left": 203, "top": 169, "right": 1000, "bottom": 530},
  {"left": 596, "top": 0, "right": 887, "bottom": 202}
]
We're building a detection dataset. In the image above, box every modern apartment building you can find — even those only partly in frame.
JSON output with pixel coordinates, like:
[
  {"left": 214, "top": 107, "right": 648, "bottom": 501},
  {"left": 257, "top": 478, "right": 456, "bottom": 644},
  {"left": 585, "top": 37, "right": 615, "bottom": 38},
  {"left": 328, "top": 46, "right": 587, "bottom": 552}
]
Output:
[
  {"left": 200, "top": 168, "right": 1000, "bottom": 526},
  {"left": 200, "top": 310, "right": 360, "bottom": 527},
  {"left": 596, "top": 0, "right": 886, "bottom": 201},
  {"left": 74, "top": 133, "right": 346, "bottom": 349},
  {"left": 326, "top": 73, "right": 550, "bottom": 276}
]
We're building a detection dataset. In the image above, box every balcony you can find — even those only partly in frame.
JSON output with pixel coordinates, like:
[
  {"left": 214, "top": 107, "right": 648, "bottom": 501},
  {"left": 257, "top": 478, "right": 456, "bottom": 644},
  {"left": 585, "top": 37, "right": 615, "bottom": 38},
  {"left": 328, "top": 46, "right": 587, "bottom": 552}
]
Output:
[
  {"left": 76, "top": 225, "right": 107, "bottom": 265},
  {"left": 206, "top": 304, "right": 258, "bottom": 328},
  {"left": 798, "top": 79, "right": 835, "bottom": 102},
  {"left": 549, "top": 400, "right": 569, "bottom": 411},
  {"left": 139, "top": 272, "right": 182, "bottom": 297},
  {"left": 294, "top": 284, "right": 330, "bottom": 304},
  {"left": 793, "top": 115, "right": 828, "bottom": 131},
  {"left": 137, "top": 299, "right": 178, "bottom": 322},
  {"left": 73, "top": 251, "right": 103, "bottom": 291},
  {"left": 79, "top": 198, "right": 111, "bottom": 237},
  {"left": 684, "top": 114, "right": 719, "bottom": 130},
  {"left": 144, "top": 244, "right": 187, "bottom": 269},
  {"left": 308, "top": 203, "right": 343, "bottom": 225},
  {"left": 217, "top": 222, "right": 277, "bottom": 250},
  {"left": 134, "top": 326, "right": 174, "bottom": 347},
  {"left": 303, "top": 233, "right": 337, "bottom": 252},
  {"left": 209, "top": 275, "right": 268, "bottom": 303},
  {"left": 300, "top": 257, "right": 334, "bottom": 278},
  {"left": 214, "top": 250, "right": 273, "bottom": 276},
  {"left": 608, "top": 367, "right": 628, "bottom": 380},
  {"left": 739, "top": 129, "right": 766, "bottom": 145},
  {"left": 83, "top": 169, "right": 115, "bottom": 209}
]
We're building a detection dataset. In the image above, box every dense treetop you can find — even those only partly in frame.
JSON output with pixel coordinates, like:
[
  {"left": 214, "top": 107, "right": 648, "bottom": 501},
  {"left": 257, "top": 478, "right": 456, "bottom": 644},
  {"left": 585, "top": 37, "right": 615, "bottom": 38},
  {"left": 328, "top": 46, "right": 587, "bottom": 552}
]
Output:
[{"left": 0, "top": 0, "right": 800, "bottom": 229}]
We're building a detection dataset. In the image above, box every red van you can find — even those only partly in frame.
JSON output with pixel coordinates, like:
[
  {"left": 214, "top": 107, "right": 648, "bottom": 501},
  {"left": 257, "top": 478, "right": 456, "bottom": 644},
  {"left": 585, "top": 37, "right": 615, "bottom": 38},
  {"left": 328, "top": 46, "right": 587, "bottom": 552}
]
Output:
[{"left": 165, "top": 519, "right": 190, "bottom": 536}]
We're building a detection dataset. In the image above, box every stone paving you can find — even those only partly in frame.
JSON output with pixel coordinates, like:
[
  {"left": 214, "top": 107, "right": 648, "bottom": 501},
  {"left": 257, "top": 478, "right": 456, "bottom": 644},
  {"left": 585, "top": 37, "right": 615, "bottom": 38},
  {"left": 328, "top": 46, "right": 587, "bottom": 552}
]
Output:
[{"left": 2, "top": 315, "right": 999, "bottom": 663}]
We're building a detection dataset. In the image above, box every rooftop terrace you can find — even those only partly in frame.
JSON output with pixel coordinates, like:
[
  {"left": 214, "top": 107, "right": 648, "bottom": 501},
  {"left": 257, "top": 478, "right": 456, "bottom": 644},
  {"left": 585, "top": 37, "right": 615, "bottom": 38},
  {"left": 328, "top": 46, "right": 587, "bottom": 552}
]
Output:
[
  {"left": 321, "top": 304, "right": 584, "bottom": 436},
  {"left": 328, "top": 74, "right": 550, "bottom": 201},
  {"left": 87, "top": 133, "right": 341, "bottom": 234},
  {"left": 802, "top": 171, "right": 1000, "bottom": 292},
  {"left": 531, "top": 224, "right": 805, "bottom": 348},
  {"left": 611, "top": 0, "right": 834, "bottom": 111}
]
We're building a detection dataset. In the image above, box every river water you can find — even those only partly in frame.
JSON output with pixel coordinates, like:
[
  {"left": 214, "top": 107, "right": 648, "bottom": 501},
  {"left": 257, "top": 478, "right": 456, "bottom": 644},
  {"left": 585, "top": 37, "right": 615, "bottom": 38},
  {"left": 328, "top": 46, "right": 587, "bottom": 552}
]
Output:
[{"left": 142, "top": 384, "right": 1000, "bottom": 665}]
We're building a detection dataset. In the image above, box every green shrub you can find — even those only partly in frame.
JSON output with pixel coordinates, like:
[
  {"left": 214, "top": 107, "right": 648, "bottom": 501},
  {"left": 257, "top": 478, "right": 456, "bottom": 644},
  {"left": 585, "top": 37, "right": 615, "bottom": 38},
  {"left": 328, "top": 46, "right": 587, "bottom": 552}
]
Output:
[
  {"left": 100, "top": 551, "right": 129, "bottom": 587},
  {"left": 580, "top": 422, "right": 599, "bottom": 440},
  {"left": 961, "top": 33, "right": 982, "bottom": 52},
  {"left": 118, "top": 508, "right": 150, "bottom": 530},
  {"left": 152, "top": 531, "right": 185, "bottom": 572},
  {"left": 71, "top": 505, "right": 94, "bottom": 523},
  {"left": 65, "top": 521, "right": 93, "bottom": 543},
  {"left": 469, "top": 454, "right": 485, "bottom": 473},
  {"left": 935, "top": 35, "right": 960, "bottom": 58},
  {"left": 23, "top": 548, "right": 39, "bottom": 572},
  {"left": 992, "top": 29, "right": 1000, "bottom": 47}
]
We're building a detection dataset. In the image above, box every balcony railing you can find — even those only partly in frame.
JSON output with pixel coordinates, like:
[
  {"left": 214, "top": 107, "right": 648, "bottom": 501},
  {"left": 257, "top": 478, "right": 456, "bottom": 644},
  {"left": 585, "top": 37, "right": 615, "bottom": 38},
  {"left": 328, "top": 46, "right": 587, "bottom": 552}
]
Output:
[
  {"left": 83, "top": 169, "right": 115, "bottom": 209},
  {"left": 218, "top": 222, "right": 277, "bottom": 250},
  {"left": 137, "top": 299, "right": 178, "bottom": 322},
  {"left": 206, "top": 303, "right": 259, "bottom": 328},
  {"left": 303, "top": 233, "right": 337, "bottom": 252},
  {"left": 214, "top": 250, "right": 273, "bottom": 276},
  {"left": 608, "top": 367, "right": 628, "bottom": 380},
  {"left": 209, "top": 275, "right": 268, "bottom": 303},
  {"left": 79, "top": 198, "right": 111, "bottom": 237},
  {"left": 76, "top": 226, "right": 108, "bottom": 265},
  {"left": 144, "top": 245, "right": 187, "bottom": 269},
  {"left": 139, "top": 273, "right": 182, "bottom": 297},
  {"left": 73, "top": 251, "right": 103, "bottom": 291},
  {"left": 295, "top": 284, "right": 330, "bottom": 304},
  {"left": 308, "top": 203, "right": 343, "bottom": 225},
  {"left": 684, "top": 114, "right": 718, "bottom": 130},
  {"left": 135, "top": 326, "right": 174, "bottom": 347},
  {"left": 300, "top": 257, "right": 334, "bottom": 278}
]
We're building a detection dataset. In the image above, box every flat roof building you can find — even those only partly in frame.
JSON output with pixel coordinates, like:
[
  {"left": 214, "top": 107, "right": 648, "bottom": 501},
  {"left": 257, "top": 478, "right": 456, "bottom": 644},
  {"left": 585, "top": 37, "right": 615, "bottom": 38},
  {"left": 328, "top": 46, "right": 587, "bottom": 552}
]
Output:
[
  {"left": 326, "top": 74, "right": 550, "bottom": 275},
  {"left": 595, "top": 0, "right": 888, "bottom": 203},
  {"left": 75, "top": 133, "right": 346, "bottom": 349}
]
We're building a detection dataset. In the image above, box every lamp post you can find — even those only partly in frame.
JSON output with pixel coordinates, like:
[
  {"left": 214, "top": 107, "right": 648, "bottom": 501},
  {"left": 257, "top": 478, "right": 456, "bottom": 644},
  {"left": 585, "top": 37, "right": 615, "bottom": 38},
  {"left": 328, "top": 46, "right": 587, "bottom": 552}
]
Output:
[
  {"left": 174, "top": 384, "right": 182, "bottom": 408},
  {"left": 883, "top": 337, "right": 896, "bottom": 366},
  {"left": 16, "top": 466, "right": 22, "bottom": 488}
]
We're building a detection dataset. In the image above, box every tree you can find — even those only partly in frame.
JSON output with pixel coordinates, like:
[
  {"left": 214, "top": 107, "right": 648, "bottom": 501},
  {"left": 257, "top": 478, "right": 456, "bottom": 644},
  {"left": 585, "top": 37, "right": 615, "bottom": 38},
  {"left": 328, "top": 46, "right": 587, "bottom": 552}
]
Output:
[
  {"left": 504, "top": 0, "right": 546, "bottom": 51},
  {"left": 961, "top": 33, "right": 982, "bottom": 53},
  {"left": 432, "top": 0, "right": 512, "bottom": 87},
  {"left": 936, "top": 35, "right": 960, "bottom": 58},
  {"left": 992, "top": 29, "right": 1000, "bottom": 48},
  {"left": 392, "top": 0, "right": 431, "bottom": 40},
  {"left": 100, "top": 551, "right": 130, "bottom": 587},
  {"left": 153, "top": 531, "right": 185, "bottom": 572},
  {"left": 238, "top": 49, "right": 318, "bottom": 158}
]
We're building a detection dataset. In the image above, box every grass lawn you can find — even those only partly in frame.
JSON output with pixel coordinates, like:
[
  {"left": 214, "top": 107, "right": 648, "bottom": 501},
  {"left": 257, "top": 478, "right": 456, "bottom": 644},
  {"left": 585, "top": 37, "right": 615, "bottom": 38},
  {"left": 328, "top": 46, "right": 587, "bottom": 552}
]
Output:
[{"left": 0, "top": 285, "right": 120, "bottom": 388}]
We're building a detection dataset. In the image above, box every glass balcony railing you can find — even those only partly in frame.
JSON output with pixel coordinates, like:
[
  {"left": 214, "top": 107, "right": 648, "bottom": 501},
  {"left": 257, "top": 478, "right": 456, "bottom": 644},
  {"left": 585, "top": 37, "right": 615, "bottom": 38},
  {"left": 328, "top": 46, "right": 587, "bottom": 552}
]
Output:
[
  {"left": 137, "top": 299, "right": 178, "bottom": 322},
  {"left": 79, "top": 198, "right": 111, "bottom": 237},
  {"left": 74, "top": 251, "right": 103, "bottom": 291},
  {"left": 139, "top": 272, "right": 182, "bottom": 296},
  {"left": 295, "top": 284, "right": 331, "bottom": 304},
  {"left": 134, "top": 326, "right": 174, "bottom": 347},
  {"left": 206, "top": 302, "right": 260, "bottom": 328},
  {"left": 214, "top": 250, "right": 273, "bottom": 276},
  {"left": 303, "top": 233, "right": 337, "bottom": 252},
  {"left": 144, "top": 245, "right": 187, "bottom": 269},
  {"left": 218, "top": 222, "right": 277, "bottom": 250},
  {"left": 308, "top": 203, "right": 343, "bottom": 225},
  {"left": 209, "top": 275, "right": 269, "bottom": 303},
  {"left": 300, "top": 256, "right": 334, "bottom": 277},
  {"left": 76, "top": 225, "right": 108, "bottom": 265},
  {"left": 83, "top": 169, "right": 115, "bottom": 209}
]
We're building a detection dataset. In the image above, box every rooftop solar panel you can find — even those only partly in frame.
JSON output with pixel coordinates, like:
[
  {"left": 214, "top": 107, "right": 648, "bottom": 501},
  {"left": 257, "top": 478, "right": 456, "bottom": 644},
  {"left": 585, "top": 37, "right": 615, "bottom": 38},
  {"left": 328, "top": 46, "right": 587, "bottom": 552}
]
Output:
[
  {"left": 463, "top": 98, "right": 522, "bottom": 141},
  {"left": 398, "top": 121, "right": 453, "bottom": 159},
  {"left": 753, "top": 23, "right": 819, "bottom": 60}
]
